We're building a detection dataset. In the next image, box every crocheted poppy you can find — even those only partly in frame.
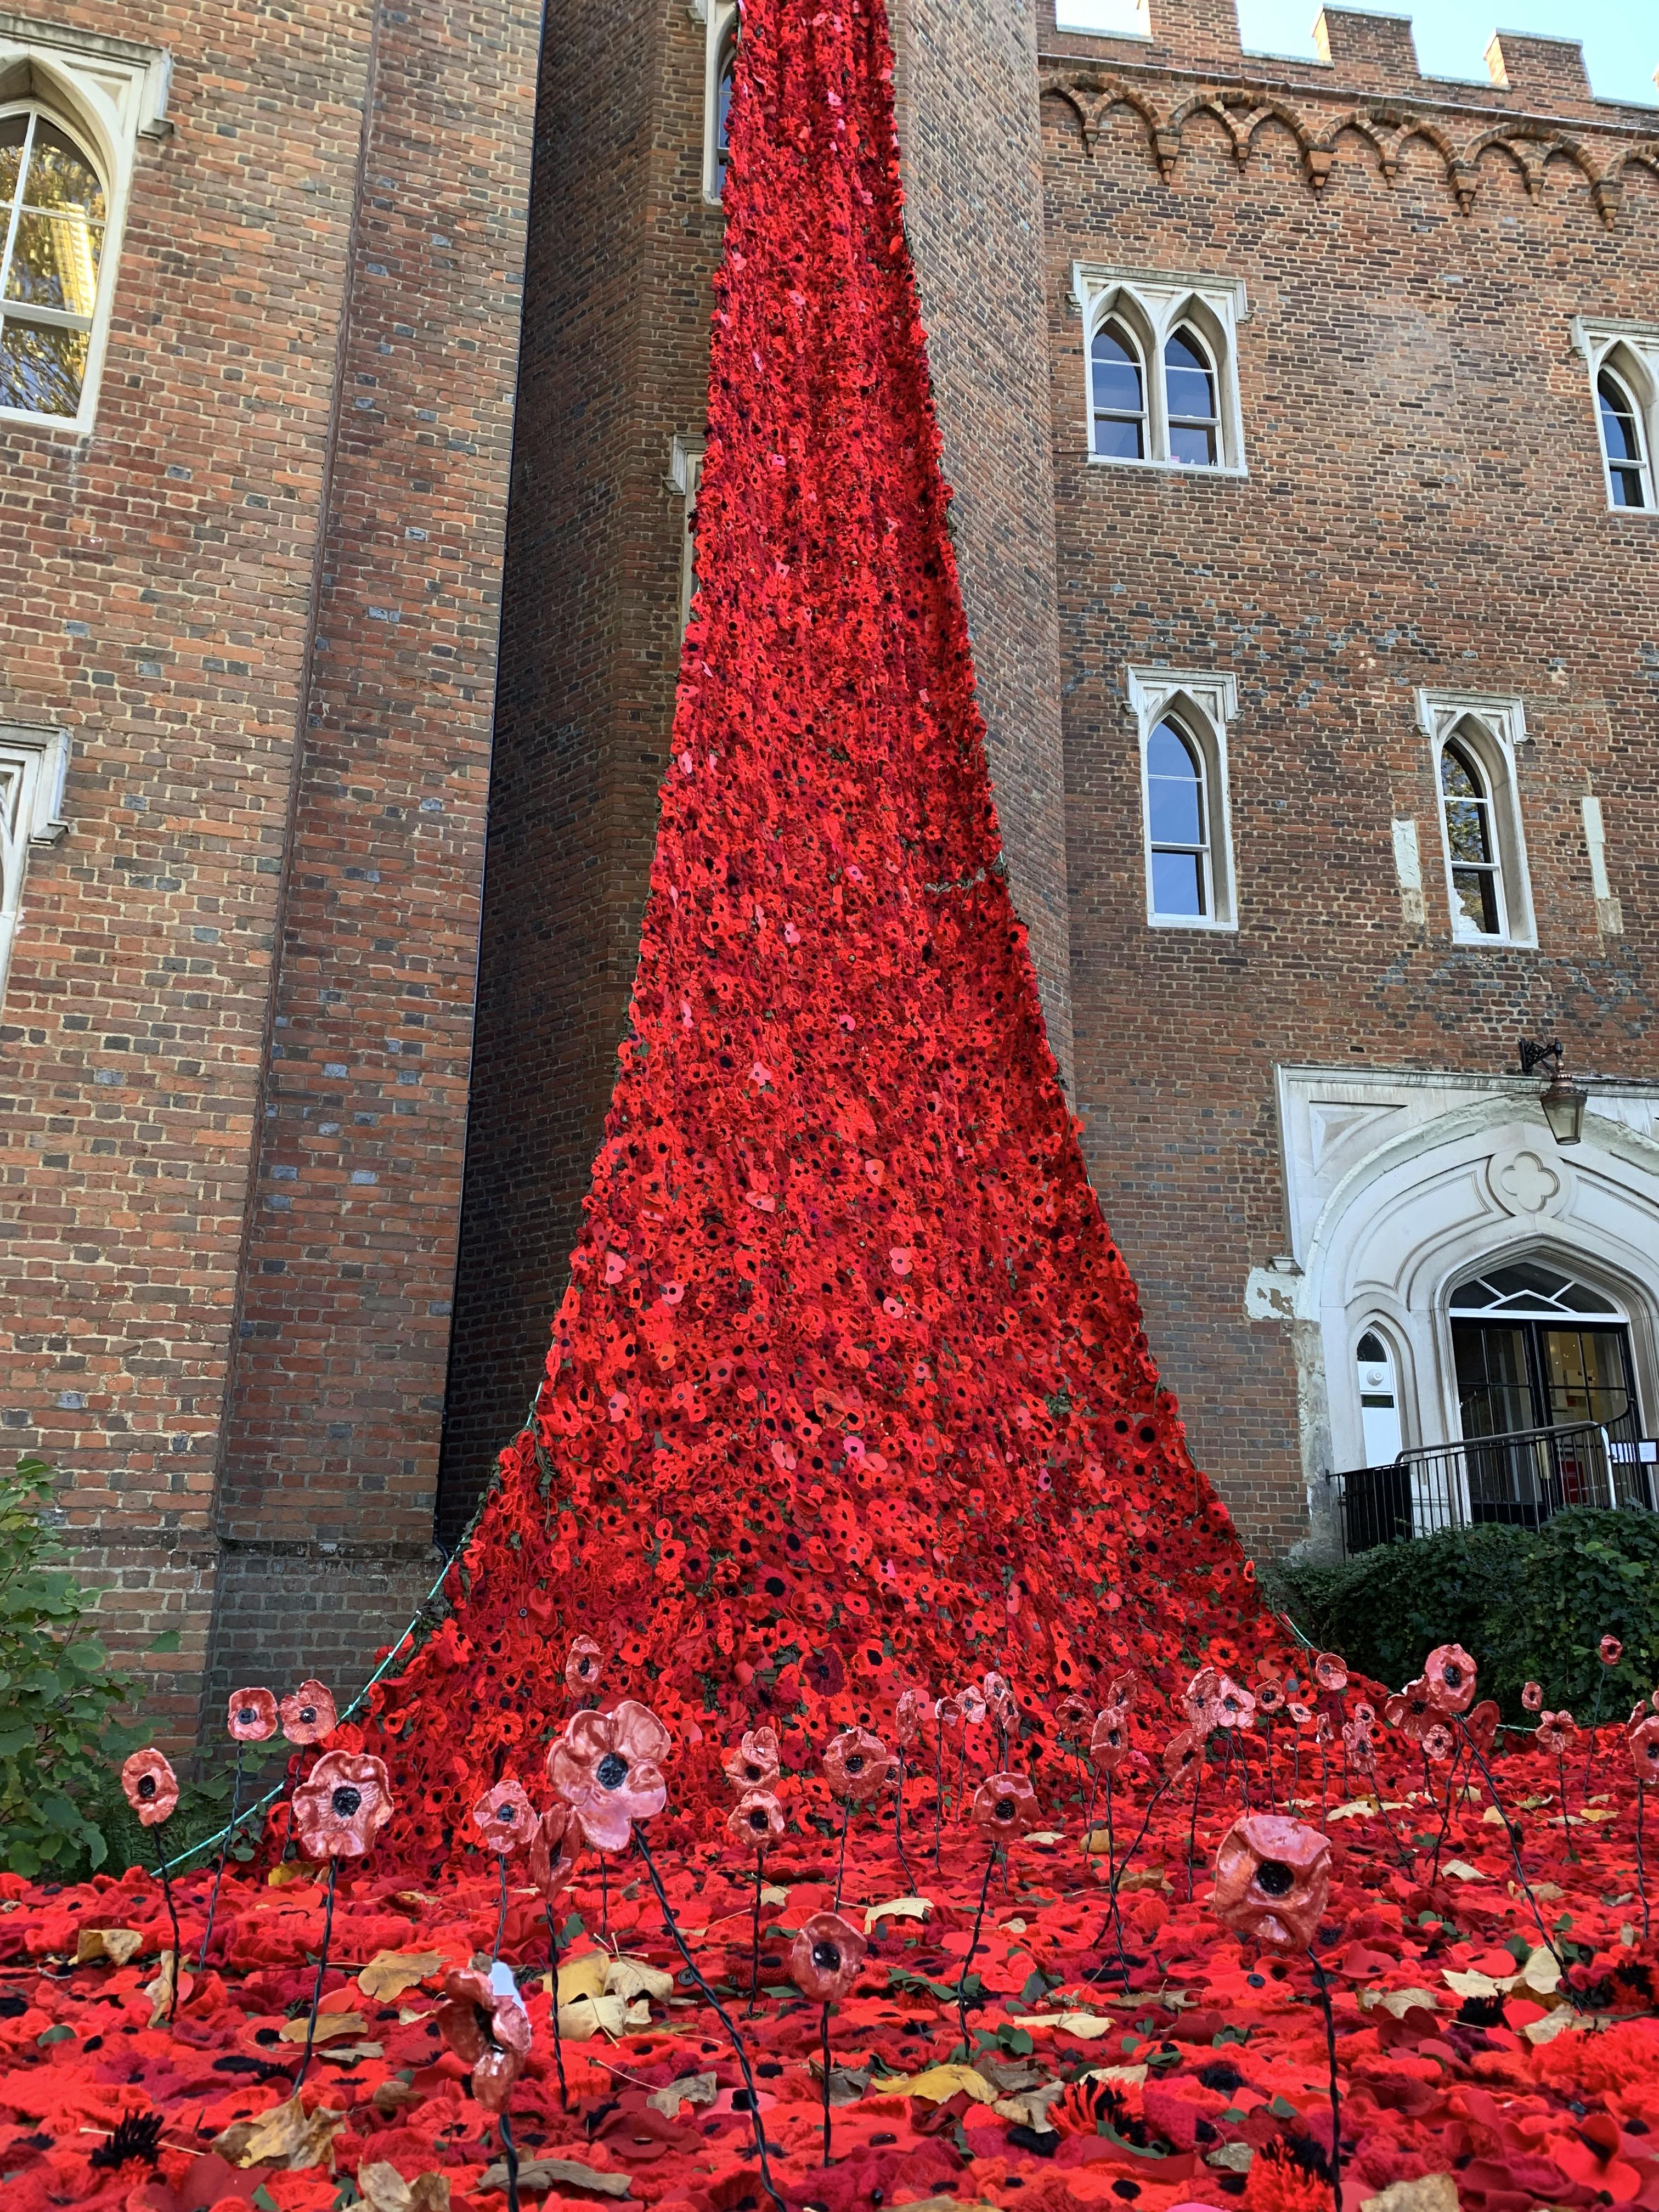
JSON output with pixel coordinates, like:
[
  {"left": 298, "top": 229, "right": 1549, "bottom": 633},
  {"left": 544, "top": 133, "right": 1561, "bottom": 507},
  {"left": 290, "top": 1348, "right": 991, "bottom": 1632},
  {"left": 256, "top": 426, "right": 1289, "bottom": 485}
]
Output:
[
  {"left": 1385, "top": 1679, "right": 1435, "bottom": 1743},
  {"left": 726, "top": 1787, "right": 786, "bottom": 1847},
  {"left": 1164, "top": 1728, "right": 1202, "bottom": 1782},
  {"left": 227, "top": 1688, "right": 278, "bottom": 1743},
  {"left": 1090, "top": 1709, "right": 1131, "bottom": 1768},
  {"left": 472, "top": 1779, "right": 539, "bottom": 1856},
  {"left": 1424, "top": 1644, "right": 1477, "bottom": 1716},
  {"left": 1211, "top": 1677, "right": 1256, "bottom": 1730},
  {"left": 822, "top": 1725, "right": 895, "bottom": 1805},
  {"left": 789, "top": 1911, "right": 867, "bottom": 2002},
  {"left": 722, "top": 1726, "right": 781, "bottom": 1793},
  {"left": 565, "top": 1636, "right": 603, "bottom": 1695},
  {"left": 971, "top": 1773, "right": 1040, "bottom": 1836},
  {"left": 548, "top": 1701, "right": 669, "bottom": 1852},
  {"left": 292, "top": 1750, "right": 395, "bottom": 1859},
  {"left": 437, "top": 1966, "right": 533, "bottom": 2114},
  {"left": 121, "top": 1748, "right": 178, "bottom": 1827},
  {"left": 280, "top": 1679, "right": 338, "bottom": 1746},
  {"left": 1212, "top": 1814, "right": 1331, "bottom": 1954}
]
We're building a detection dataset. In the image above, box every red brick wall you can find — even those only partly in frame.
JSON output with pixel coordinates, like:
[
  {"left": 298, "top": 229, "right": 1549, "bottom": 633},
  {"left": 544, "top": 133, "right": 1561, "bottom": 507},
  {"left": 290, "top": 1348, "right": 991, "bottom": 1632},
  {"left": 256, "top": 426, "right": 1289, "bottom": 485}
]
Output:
[
  {"left": 0, "top": 0, "right": 538, "bottom": 1734},
  {"left": 1039, "top": 6, "right": 1659, "bottom": 1551},
  {"left": 438, "top": 0, "right": 719, "bottom": 1535}
]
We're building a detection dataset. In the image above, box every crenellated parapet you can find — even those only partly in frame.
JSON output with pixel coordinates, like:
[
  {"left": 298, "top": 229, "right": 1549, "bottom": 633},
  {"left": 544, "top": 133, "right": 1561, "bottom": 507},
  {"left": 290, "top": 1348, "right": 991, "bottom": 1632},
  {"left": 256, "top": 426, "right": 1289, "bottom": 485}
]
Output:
[
  {"left": 1037, "top": 4, "right": 1658, "bottom": 224},
  {"left": 1038, "top": 66, "right": 1659, "bottom": 225}
]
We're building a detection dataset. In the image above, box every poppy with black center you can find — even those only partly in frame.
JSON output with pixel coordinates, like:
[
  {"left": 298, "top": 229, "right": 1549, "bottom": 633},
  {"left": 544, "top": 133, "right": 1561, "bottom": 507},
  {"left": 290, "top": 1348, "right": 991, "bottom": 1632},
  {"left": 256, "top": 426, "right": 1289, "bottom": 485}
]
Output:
[{"left": 789, "top": 1910, "right": 866, "bottom": 2001}]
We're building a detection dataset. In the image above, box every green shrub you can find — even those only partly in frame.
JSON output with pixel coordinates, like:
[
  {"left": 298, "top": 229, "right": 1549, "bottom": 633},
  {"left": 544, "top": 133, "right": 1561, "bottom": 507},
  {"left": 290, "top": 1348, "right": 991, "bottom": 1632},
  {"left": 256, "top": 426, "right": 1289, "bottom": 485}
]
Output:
[
  {"left": 0, "top": 1455, "right": 176, "bottom": 1878},
  {"left": 1265, "top": 1506, "right": 1659, "bottom": 1724}
]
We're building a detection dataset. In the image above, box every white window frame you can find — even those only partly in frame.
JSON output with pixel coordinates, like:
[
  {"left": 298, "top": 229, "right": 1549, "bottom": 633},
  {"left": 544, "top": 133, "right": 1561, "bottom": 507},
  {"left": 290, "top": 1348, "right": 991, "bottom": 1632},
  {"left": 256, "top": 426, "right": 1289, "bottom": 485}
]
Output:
[
  {"left": 0, "top": 719, "right": 69, "bottom": 1003},
  {"left": 1127, "top": 668, "right": 1238, "bottom": 932},
  {"left": 1417, "top": 690, "right": 1535, "bottom": 949},
  {"left": 1572, "top": 318, "right": 1659, "bottom": 516},
  {"left": 690, "top": 0, "right": 738, "bottom": 207},
  {"left": 1073, "top": 266, "right": 1248, "bottom": 476},
  {"left": 0, "top": 14, "right": 170, "bottom": 437},
  {"left": 669, "top": 432, "right": 704, "bottom": 637}
]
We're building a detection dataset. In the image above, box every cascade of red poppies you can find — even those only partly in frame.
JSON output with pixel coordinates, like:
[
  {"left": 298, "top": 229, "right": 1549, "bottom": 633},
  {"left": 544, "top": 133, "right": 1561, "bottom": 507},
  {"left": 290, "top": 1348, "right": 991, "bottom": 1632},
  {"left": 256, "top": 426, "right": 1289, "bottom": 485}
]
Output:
[{"left": 363, "top": 0, "right": 1266, "bottom": 1860}]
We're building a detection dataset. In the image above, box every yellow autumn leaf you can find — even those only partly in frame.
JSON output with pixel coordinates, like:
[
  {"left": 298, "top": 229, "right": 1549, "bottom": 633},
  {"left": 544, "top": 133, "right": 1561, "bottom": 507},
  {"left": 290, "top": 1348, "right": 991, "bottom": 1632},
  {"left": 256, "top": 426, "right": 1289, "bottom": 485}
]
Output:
[
  {"left": 1441, "top": 1968, "right": 1506, "bottom": 2000},
  {"left": 75, "top": 1928, "right": 145, "bottom": 1967},
  {"left": 864, "top": 1895, "right": 932, "bottom": 1933},
  {"left": 359, "top": 1950, "right": 447, "bottom": 2002},
  {"left": 556, "top": 1951, "right": 611, "bottom": 2006},
  {"left": 868, "top": 2063, "right": 996, "bottom": 2104}
]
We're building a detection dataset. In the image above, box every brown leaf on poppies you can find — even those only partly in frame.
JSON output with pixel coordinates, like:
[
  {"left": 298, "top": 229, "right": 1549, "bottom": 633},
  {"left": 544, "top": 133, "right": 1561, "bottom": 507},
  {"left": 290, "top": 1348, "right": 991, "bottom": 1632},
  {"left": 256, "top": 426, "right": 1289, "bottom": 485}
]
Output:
[
  {"left": 358, "top": 1948, "right": 447, "bottom": 2002},
  {"left": 278, "top": 2010, "right": 369, "bottom": 2044},
  {"left": 478, "top": 2157, "right": 633, "bottom": 2198},
  {"left": 358, "top": 2159, "right": 453, "bottom": 2212},
  {"left": 221, "top": 2098, "right": 348, "bottom": 2170},
  {"left": 75, "top": 1927, "right": 145, "bottom": 1966}
]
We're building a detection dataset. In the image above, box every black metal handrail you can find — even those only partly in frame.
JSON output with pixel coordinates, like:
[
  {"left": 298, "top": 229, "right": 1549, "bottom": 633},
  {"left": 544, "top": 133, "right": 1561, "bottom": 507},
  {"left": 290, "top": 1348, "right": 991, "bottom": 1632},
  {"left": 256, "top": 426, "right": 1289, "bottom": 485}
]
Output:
[{"left": 1330, "top": 1410, "right": 1654, "bottom": 1555}]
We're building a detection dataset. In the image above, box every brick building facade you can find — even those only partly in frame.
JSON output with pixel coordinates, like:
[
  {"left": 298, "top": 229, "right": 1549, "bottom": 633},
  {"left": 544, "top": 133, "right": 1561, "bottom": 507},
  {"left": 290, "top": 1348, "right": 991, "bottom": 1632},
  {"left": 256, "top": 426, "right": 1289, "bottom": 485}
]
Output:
[
  {"left": 0, "top": 0, "right": 541, "bottom": 1734},
  {"left": 4, "top": 0, "right": 1657, "bottom": 1734}
]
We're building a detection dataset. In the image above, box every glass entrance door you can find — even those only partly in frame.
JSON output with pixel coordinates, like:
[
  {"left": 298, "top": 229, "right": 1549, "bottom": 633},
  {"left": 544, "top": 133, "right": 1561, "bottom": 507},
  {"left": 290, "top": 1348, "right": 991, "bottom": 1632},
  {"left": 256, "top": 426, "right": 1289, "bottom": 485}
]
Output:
[{"left": 1448, "top": 1261, "right": 1645, "bottom": 1521}]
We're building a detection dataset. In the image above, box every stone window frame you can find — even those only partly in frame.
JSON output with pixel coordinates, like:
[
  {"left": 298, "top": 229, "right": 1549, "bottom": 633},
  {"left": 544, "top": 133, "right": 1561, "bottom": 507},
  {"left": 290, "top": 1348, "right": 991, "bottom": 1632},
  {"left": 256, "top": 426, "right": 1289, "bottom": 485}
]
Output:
[
  {"left": 0, "top": 13, "right": 169, "bottom": 437},
  {"left": 1126, "top": 667, "right": 1239, "bottom": 934},
  {"left": 690, "top": 0, "right": 738, "bottom": 207},
  {"left": 1073, "top": 265, "right": 1249, "bottom": 477},
  {"left": 669, "top": 432, "right": 705, "bottom": 638},
  {"left": 1572, "top": 318, "right": 1659, "bottom": 517},
  {"left": 0, "top": 719, "right": 70, "bottom": 1004},
  {"left": 1415, "top": 689, "right": 1536, "bottom": 950}
]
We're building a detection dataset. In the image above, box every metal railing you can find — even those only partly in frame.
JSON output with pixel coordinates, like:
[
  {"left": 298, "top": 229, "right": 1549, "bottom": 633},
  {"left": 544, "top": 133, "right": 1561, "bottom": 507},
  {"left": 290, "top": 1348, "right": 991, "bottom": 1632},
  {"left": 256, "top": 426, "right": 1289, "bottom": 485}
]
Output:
[{"left": 1331, "top": 1410, "right": 1655, "bottom": 1555}]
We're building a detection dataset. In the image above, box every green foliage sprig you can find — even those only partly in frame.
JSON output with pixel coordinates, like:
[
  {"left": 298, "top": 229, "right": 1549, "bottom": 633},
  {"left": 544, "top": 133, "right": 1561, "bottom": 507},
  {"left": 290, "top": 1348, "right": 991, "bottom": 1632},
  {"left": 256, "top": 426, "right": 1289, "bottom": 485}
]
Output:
[
  {"left": 1266, "top": 1505, "right": 1659, "bottom": 1723},
  {"left": 0, "top": 1455, "right": 177, "bottom": 1877}
]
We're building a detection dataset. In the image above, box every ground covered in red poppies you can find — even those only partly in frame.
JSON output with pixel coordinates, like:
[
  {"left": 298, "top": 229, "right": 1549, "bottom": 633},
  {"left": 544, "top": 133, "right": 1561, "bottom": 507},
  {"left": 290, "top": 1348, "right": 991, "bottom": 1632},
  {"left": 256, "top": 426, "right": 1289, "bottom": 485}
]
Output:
[{"left": 8, "top": 1724, "right": 1659, "bottom": 2212}]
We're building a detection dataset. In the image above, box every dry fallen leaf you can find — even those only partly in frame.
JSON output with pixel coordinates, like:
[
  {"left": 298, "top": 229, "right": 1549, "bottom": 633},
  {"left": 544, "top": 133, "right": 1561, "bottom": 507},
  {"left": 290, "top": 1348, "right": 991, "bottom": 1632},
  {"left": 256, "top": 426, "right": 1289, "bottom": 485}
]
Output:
[
  {"left": 359, "top": 1949, "right": 447, "bottom": 2002},
  {"left": 372, "top": 2079, "right": 424, "bottom": 2118},
  {"left": 75, "top": 1927, "right": 145, "bottom": 1967},
  {"left": 1440, "top": 1860, "right": 1487, "bottom": 1882},
  {"left": 278, "top": 2010, "right": 369, "bottom": 2045},
  {"left": 358, "top": 2159, "right": 452, "bottom": 2212},
  {"left": 863, "top": 1894, "right": 932, "bottom": 1932},
  {"left": 870, "top": 2063, "right": 996, "bottom": 2104},
  {"left": 479, "top": 2157, "right": 632, "bottom": 2198},
  {"left": 555, "top": 1952, "right": 610, "bottom": 2006},
  {"left": 604, "top": 1955, "right": 674, "bottom": 2004},
  {"left": 1360, "top": 2179, "right": 1458, "bottom": 2212},
  {"left": 646, "top": 2071, "right": 719, "bottom": 2118},
  {"left": 1359, "top": 1987, "right": 1440, "bottom": 2019},
  {"left": 220, "top": 2098, "right": 348, "bottom": 2171}
]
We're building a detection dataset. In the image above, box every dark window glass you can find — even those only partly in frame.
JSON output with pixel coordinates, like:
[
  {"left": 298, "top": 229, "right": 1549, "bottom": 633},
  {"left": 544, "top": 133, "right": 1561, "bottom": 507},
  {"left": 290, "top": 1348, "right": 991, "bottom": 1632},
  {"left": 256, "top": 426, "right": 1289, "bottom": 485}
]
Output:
[
  {"left": 1090, "top": 320, "right": 1144, "bottom": 459},
  {"left": 1598, "top": 368, "right": 1648, "bottom": 509},
  {"left": 1165, "top": 326, "right": 1218, "bottom": 467}
]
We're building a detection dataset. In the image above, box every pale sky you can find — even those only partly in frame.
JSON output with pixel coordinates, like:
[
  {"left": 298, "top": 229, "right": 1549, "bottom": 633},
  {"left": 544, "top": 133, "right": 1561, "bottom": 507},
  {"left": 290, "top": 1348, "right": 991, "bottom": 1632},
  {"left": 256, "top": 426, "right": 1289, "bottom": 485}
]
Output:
[{"left": 1054, "top": 1, "right": 1658, "bottom": 108}]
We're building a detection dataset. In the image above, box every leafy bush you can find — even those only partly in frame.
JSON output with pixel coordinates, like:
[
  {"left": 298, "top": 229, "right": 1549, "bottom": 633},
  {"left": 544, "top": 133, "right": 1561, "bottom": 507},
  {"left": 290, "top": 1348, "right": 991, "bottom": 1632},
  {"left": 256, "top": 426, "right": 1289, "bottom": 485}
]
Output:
[
  {"left": 1266, "top": 1506, "right": 1659, "bottom": 1724},
  {"left": 0, "top": 1456, "right": 174, "bottom": 1877}
]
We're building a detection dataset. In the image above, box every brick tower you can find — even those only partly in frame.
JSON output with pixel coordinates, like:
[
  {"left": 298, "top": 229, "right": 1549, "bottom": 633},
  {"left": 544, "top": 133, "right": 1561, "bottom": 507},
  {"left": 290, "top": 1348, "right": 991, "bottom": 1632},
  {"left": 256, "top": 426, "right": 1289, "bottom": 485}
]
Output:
[{"left": 0, "top": 0, "right": 540, "bottom": 1733}]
